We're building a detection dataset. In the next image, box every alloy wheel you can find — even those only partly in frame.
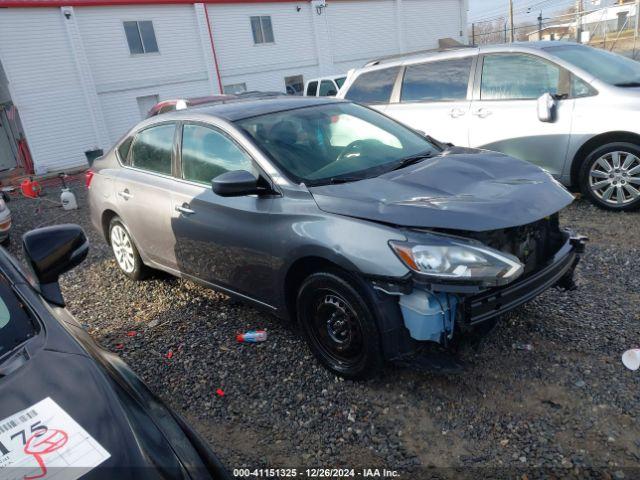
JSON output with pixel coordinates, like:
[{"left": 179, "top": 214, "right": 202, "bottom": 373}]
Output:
[
  {"left": 111, "top": 224, "right": 136, "bottom": 273},
  {"left": 589, "top": 151, "right": 640, "bottom": 206}
]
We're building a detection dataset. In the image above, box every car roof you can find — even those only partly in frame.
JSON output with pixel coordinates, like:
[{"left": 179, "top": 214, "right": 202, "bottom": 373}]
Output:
[
  {"left": 167, "top": 96, "right": 344, "bottom": 122},
  {"left": 363, "top": 41, "right": 581, "bottom": 67}
]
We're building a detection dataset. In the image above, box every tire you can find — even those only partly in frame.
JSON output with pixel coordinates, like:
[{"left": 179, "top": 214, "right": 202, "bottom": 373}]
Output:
[
  {"left": 296, "top": 271, "right": 384, "bottom": 380},
  {"left": 108, "top": 217, "right": 148, "bottom": 280},
  {"left": 578, "top": 142, "right": 640, "bottom": 211},
  {"left": 0, "top": 235, "right": 9, "bottom": 247}
]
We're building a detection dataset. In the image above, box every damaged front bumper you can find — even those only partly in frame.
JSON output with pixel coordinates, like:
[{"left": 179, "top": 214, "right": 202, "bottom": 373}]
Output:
[{"left": 370, "top": 233, "right": 587, "bottom": 356}]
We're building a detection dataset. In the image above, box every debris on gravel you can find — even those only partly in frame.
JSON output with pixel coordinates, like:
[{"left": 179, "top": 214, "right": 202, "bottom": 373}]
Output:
[{"left": 5, "top": 185, "right": 640, "bottom": 478}]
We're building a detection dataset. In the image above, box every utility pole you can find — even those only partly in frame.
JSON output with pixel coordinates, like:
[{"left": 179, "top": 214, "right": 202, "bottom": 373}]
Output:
[
  {"left": 509, "top": 0, "right": 515, "bottom": 42},
  {"left": 471, "top": 22, "right": 475, "bottom": 45},
  {"left": 575, "top": 0, "right": 583, "bottom": 43},
  {"left": 634, "top": 0, "right": 639, "bottom": 58},
  {"left": 504, "top": 20, "right": 507, "bottom": 43},
  {"left": 538, "top": 11, "right": 543, "bottom": 41}
]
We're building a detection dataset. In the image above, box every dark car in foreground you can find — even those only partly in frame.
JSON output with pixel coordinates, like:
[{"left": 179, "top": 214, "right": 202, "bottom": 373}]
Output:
[
  {"left": 0, "top": 225, "right": 229, "bottom": 479},
  {"left": 88, "top": 97, "right": 585, "bottom": 379}
]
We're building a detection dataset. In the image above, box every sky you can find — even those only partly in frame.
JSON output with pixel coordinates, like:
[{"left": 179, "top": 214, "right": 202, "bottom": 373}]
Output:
[{"left": 468, "top": 0, "right": 617, "bottom": 25}]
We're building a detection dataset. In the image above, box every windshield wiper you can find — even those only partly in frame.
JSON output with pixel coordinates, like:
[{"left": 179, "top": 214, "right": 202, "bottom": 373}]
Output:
[
  {"left": 390, "top": 151, "right": 435, "bottom": 172},
  {"left": 614, "top": 81, "right": 640, "bottom": 87},
  {"left": 327, "top": 176, "right": 366, "bottom": 185}
]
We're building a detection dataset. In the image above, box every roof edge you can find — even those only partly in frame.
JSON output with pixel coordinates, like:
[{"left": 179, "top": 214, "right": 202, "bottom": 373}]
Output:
[{"left": 0, "top": 0, "right": 302, "bottom": 7}]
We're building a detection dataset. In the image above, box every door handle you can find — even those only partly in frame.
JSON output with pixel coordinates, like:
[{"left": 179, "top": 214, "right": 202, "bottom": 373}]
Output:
[
  {"left": 472, "top": 108, "right": 492, "bottom": 118},
  {"left": 175, "top": 204, "right": 195, "bottom": 215},
  {"left": 449, "top": 108, "right": 466, "bottom": 118},
  {"left": 117, "top": 189, "right": 132, "bottom": 200}
]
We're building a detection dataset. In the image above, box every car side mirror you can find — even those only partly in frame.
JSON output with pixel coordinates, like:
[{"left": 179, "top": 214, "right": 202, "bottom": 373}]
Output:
[
  {"left": 212, "top": 170, "right": 261, "bottom": 197},
  {"left": 22, "top": 224, "right": 89, "bottom": 306},
  {"left": 537, "top": 93, "right": 556, "bottom": 123}
]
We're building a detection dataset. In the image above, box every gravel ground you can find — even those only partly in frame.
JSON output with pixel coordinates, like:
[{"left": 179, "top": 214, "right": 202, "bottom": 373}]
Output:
[{"left": 4, "top": 183, "right": 640, "bottom": 479}]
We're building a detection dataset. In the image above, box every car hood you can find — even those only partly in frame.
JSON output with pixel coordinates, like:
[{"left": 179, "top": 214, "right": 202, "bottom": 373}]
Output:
[
  {"left": 308, "top": 147, "right": 574, "bottom": 231},
  {"left": 0, "top": 347, "right": 192, "bottom": 479}
]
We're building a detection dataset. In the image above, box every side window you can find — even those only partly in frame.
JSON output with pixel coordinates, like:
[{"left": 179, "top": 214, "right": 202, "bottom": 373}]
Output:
[
  {"left": 571, "top": 75, "right": 596, "bottom": 98},
  {"left": 117, "top": 136, "right": 133, "bottom": 164},
  {"left": 319, "top": 80, "right": 338, "bottom": 97},
  {"left": 481, "top": 54, "right": 560, "bottom": 100},
  {"left": 129, "top": 124, "right": 175, "bottom": 175},
  {"left": 306, "top": 81, "right": 318, "bottom": 96},
  {"left": 401, "top": 57, "right": 472, "bottom": 103},
  {"left": 181, "top": 124, "right": 256, "bottom": 184},
  {"left": 250, "top": 16, "right": 274, "bottom": 44},
  {"left": 344, "top": 67, "right": 400, "bottom": 104}
]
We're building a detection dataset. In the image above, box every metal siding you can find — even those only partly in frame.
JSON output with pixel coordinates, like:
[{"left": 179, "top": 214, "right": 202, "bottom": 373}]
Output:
[
  {"left": 0, "top": 8, "right": 96, "bottom": 173},
  {"left": 76, "top": 5, "right": 214, "bottom": 141},
  {"left": 327, "top": 0, "right": 398, "bottom": 66},
  {"left": 207, "top": 2, "right": 318, "bottom": 78},
  {"left": 402, "top": 0, "right": 465, "bottom": 51}
]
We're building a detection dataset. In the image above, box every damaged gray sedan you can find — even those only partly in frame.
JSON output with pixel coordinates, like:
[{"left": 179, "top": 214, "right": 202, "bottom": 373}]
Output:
[{"left": 88, "top": 97, "right": 586, "bottom": 379}]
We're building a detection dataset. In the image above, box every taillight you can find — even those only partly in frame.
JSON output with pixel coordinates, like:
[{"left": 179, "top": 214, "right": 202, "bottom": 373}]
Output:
[{"left": 85, "top": 170, "right": 95, "bottom": 188}]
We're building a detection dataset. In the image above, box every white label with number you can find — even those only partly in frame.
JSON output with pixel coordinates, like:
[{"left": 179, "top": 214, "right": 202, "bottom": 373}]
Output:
[{"left": 0, "top": 397, "right": 110, "bottom": 480}]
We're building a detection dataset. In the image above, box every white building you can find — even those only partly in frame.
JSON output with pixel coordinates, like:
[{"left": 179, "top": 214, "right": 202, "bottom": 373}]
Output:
[{"left": 0, "top": 0, "right": 468, "bottom": 176}]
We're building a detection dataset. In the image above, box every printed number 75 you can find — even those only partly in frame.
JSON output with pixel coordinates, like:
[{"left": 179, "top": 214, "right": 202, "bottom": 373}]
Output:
[{"left": 0, "top": 422, "right": 48, "bottom": 455}]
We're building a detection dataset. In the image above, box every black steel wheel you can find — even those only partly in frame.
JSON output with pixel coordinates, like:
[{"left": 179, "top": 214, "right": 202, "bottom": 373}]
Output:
[{"left": 296, "top": 271, "right": 383, "bottom": 379}]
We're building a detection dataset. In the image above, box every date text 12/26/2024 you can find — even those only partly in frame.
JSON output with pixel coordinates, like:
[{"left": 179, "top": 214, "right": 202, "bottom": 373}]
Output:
[{"left": 233, "top": 468, "right": 400, "bottom": 478}]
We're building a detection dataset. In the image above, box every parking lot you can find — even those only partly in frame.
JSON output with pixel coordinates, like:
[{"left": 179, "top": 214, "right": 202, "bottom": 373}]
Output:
[{"left": 3, "top": 185, "right": 638, "bottom": 478}]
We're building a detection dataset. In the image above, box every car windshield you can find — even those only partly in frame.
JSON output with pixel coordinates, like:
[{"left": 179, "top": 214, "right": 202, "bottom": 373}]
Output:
[
  {"left": 0, "top": 274, "right": 37, "bottom": 361},
  {"left": 545, "top": 45, "right": 640, "bottom": 86},
  {"left": 235, "top": 102, "right": 439, "bottom": 185}
]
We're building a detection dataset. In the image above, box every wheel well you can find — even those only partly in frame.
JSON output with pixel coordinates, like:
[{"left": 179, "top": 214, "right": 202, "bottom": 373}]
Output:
[
  {"left": 101, "top": 209, "right": 118, "bottom": 245},
  {"left": 571, "top": 131, "right": 640, "bottom": 187},
  {"left": 283, "top": 256, "right": 349, "bottom": 322}
]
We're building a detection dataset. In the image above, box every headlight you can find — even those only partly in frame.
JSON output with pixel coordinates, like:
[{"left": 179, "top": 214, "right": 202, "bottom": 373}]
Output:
[{"left": 390, "top": 239, "right": 523, "bottom": 286}]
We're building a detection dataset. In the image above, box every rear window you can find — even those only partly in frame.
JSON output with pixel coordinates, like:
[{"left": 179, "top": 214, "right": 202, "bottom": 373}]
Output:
[
  {"left": 335, "top": 76, "right": 346, "bottom": 89},
  {"left": 0, "top": 275, "right": 37, "bottom": 360},
  {"left": 306, "top": 81, "right": 318, "bottom": 96},
  {"left": 344, "top": 67, "right": 400, "bottom": 104},
  {"left": 319, "top": 80, "right": 338, "bottom": 96},
  {"left": 401, "top": 57, "right": 472, "bottom": 102}
]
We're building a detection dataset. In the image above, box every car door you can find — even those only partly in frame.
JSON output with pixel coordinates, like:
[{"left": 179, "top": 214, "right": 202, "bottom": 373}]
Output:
[
  {"left": 468, "top": 53, "right": 575, "bottom": 177},
  {"left": 114, "top": 122, "right": 180, "bottom": 268},
  {"left": 170, "top": 122, "right": 276, "bottom": 303},
  {"left": 384, "top": 56, "right": 475, "bottom": 147}
]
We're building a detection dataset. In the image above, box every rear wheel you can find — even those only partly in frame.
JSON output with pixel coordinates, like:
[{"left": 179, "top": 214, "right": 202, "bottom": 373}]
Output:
[
  {"left": 109, "top": 217, "right": 148, "bottom": 280},
  {"left": 579, "top": 142, "right": 640, "bottom": 211},
  {"left": 296, "top": 271, "right": 383, "bottom": 379}
]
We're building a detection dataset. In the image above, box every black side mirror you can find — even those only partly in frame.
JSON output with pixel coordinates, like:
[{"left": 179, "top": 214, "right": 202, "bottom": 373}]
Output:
[
  {"left": 22, "top": 224, "right": 89, "bottom": 306},
  {"left": 212, "top": 170, "right": 261, "bottom": 197}
]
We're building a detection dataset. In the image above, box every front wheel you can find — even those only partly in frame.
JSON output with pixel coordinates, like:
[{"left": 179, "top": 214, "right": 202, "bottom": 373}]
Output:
[
  {"left": 109, "top": 217, "right": 148, "bottom": 280},
  {"left": 296, "top": 271, "right": 383, "bottom": 379},
  {"left": 579, "top": 142, "right": 640, "bottom": 211}
]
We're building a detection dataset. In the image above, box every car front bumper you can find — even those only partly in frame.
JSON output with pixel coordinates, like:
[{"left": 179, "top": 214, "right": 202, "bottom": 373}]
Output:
[{"left": 463, "top": 234, "right": 586, "bottom": 326}]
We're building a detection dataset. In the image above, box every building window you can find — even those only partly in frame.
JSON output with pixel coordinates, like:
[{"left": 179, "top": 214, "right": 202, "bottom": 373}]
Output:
[
  {"left": 136, "top": 94, "right": 159, "bottom": 119},
  {"left": 250, "top": 16, "right": 274, "bottom": 44},
  {"left": 124, "top": 21, "right": 159, "bottom": 55},
  {"left": 223, "top": 83, "right": 247, "bottom": 94},
  {"left": 284, "top": 75, "right": 303, "bottom": 95}
]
